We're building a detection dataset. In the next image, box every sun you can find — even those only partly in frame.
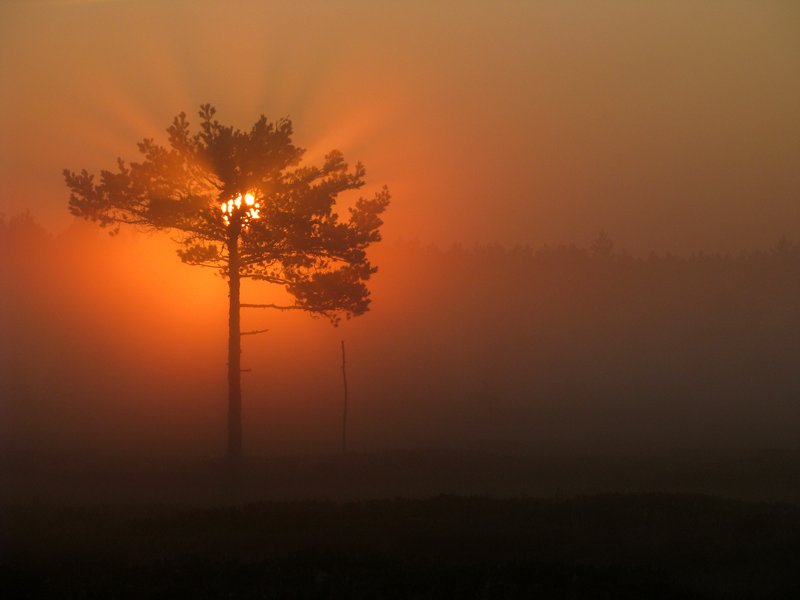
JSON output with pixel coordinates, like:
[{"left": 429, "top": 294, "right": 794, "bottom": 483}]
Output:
[{"left": 220, "top": 192, "right": 262, "bottom": 229}]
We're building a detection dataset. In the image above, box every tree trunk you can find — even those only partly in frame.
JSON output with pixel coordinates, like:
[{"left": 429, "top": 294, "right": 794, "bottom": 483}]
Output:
[
  {"left": 341, "top": 340, "right": 348, "bottom": 454},
  {"left": 227, "top": 233, "right": 242, "bottom": 467}
]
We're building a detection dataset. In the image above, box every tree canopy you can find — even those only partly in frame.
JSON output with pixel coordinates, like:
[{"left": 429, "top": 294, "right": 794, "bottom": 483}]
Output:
[
  {"left": 64, "top": 104, "right": 390, "bottom": 323},
  {"left": 65, "top": 105, "right": 390, "bottom": 463}
]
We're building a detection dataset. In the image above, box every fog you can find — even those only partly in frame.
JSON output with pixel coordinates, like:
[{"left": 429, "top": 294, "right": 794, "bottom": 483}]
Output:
[
  {"left": 3, "top": 214, "right": 800, "bottom": 470},
  {"left": 3, "top": 2, "right": 800, "bottom": 504}
]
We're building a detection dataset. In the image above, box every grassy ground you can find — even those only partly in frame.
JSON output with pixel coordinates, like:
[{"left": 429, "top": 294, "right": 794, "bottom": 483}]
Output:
[{"left": 4, "top": 494, "right": 800, "bottom": 598}]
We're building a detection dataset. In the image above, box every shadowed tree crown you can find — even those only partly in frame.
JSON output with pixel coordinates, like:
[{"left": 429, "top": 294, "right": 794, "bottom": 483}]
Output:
[
  {"left": 64, "top": 104, "right": 390, "bottom": 323},
  {"left": 65, "top": 104, "right": 389, "bottom": 464}
]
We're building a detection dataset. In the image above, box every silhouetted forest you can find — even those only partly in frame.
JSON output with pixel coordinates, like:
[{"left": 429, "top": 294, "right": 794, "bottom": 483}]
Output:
[
  {"left": 370, "top": 233, "right": 800, "bottom": 456},
  {"left": 2, "top": 212, "right": 800, "bottom": 463}
]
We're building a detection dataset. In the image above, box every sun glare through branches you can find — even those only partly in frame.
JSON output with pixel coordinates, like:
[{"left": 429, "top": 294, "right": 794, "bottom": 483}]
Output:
[{"left": 219, "top": 192, "right": 261, "bottom": 229}]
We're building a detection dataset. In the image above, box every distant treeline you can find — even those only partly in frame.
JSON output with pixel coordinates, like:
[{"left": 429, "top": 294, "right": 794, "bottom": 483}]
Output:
[
  {"left": 2, "top": 213, "right": 800, "bottom": 457},
  {"left": 357, "top": 231, "right": 800, "bottom": 455}
]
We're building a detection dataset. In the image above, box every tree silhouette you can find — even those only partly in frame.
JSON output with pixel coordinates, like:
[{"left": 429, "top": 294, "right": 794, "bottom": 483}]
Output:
[
  {"left": 64, "top": 104, "right": 390, "bottom": 465},
  {"left": 590, "top": 229, "right": 614, "bottom": 258}
]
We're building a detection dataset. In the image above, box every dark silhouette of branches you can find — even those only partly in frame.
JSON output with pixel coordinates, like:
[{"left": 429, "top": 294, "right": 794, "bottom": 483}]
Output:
[{"left": 63, "top": 105, "right": 390, "bottom": 465}]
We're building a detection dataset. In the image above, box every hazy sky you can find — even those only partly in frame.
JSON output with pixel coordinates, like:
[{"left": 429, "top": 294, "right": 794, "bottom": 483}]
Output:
[
  {"left": 3, "top": 0, "right": 800, "bottom": 463},
  {"left": 2, "top": 0, "right": 799, "bottom": 252}
]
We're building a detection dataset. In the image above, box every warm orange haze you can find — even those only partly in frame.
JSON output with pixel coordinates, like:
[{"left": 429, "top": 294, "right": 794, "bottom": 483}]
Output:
[
  {"left": 2, "top": 1, "right": 799, "bottom": 253},
  {"left": 5, "top": 2, "right": 800, "bottom": 596},
  {"left": 1, "top": 0, "right": 799, "bottom": 466},
  {"left": 1, "top": 0, "right": 800, "bottom": 466}
]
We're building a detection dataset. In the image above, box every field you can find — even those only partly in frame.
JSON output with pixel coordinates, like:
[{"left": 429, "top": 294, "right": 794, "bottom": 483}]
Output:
[{"left": 3, "top": 452, "right": 800, "bottom": 598}]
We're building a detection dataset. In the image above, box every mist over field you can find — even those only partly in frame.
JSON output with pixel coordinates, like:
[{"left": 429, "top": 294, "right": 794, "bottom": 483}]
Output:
[
  {"left": 2, "top": 1, "right": 799, "bottom": 478},
  {"left": 3, "top": 214, "right": 800, "bottom": 470},
  {"left": 4, "top": 3, "right": 800, "bottom": 596}
]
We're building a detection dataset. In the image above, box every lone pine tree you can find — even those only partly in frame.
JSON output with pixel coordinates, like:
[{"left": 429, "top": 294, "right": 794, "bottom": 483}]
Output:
[{"left": 64, "top": 104, "right": 389, "bottom": 465}]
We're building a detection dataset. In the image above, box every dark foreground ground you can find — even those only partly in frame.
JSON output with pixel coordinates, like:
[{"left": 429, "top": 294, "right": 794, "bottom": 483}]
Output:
[
  {"left": 3, "top": 493, "right": 800, "bottom": 599},
  {"left": 3, "top": 451, "right": 800, "bottom": 598}
]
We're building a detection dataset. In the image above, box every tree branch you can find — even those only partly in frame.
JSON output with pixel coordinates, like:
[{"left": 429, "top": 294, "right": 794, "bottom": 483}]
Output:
[
  {"left": 240, "top": 303, "right": 303, "bottom": 311},
  {"left": 240, "top": 328, "right": 270, "bottom": 336}
]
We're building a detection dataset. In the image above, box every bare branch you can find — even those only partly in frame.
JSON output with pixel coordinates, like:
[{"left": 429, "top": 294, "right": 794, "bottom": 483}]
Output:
[
  {"left": 240, "top": 328, "right": 270, "bottom": 336},
  {"left": 240, "top": 303, "right": 303, "bottom": 311}
]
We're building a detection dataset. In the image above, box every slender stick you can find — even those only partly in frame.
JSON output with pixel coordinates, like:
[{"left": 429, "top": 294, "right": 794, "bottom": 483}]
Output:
[{"left": 341, "top": 340, "right": 349, "bottom": 454}]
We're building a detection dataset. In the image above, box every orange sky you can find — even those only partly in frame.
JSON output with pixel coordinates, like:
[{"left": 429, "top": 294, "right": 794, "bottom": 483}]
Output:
[{"left": 2, "top": 0, "right": 799, "bottom": 253}]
